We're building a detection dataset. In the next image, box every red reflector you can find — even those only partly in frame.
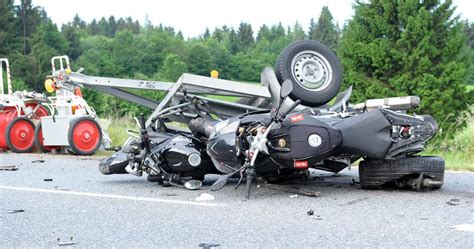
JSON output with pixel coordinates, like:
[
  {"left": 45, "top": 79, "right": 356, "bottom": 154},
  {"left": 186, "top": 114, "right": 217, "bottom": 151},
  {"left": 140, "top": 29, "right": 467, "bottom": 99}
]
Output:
[
  {"left": 290, "top": 114, "right": 304, "bottom": 123},
  {"left": 294, "top": 160, "right": 308, "bottom": 169}
]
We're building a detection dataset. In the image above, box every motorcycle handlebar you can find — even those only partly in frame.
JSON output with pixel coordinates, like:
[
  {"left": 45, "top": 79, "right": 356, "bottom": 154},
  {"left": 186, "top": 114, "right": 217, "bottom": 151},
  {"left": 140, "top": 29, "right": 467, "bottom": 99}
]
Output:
[{"left": 282, "top": 99, "right": 301, "bottom": 117}]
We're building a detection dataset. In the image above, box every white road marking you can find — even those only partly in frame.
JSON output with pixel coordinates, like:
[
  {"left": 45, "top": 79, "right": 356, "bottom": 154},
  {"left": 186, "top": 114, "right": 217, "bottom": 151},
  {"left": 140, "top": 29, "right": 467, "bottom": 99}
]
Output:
[
  {"left": 0, "top": 186, "right": 225, "bottom": 207},
  {"left": 451, "top": 224, "right": 474, "bottom": 232}
]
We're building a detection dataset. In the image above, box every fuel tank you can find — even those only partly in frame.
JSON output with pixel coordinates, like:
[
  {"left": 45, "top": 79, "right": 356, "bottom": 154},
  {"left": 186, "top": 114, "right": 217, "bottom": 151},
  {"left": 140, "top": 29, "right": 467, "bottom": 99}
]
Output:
[{"left": 158, "top": 134, "right": 214, "bottom": 174}]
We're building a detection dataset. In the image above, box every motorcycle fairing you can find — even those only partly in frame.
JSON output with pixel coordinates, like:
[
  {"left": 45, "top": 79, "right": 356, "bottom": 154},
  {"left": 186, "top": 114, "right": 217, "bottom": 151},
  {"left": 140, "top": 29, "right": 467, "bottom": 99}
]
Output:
[{"left": 269, "top": 113, "right": 343, "bottom": 163}]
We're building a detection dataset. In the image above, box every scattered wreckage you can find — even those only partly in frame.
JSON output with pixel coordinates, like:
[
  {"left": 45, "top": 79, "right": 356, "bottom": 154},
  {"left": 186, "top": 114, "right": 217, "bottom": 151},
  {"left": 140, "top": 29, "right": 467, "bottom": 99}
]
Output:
[{"left": 49, "top": 40, "right": 444, "bottom": 198}]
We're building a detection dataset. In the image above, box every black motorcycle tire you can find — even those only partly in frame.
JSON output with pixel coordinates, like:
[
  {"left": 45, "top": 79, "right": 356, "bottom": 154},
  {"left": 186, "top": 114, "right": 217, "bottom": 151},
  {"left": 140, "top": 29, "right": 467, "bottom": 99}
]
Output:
[
  {"left": 359, "top": 156, "right": 445, "bottom": 190},
  {"left": 276, "top": 40, "right": 342, "bottom": 107}
]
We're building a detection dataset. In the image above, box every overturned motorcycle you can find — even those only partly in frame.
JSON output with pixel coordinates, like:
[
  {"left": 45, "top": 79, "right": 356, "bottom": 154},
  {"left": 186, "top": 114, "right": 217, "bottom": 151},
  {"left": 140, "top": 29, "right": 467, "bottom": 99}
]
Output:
[{"left": 99, "top": 41, "right": 444, "bottom": 198}]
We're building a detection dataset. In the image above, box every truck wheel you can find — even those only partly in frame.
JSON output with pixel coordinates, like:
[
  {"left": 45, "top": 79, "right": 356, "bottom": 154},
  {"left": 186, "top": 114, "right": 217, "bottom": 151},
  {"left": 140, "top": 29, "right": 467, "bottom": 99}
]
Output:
[
  {"left": 6, "top": 117, "right": 35, "bottom": 153},
  {"left": 276, "top": 40, "right": 342, "bottom": 107},
  {"left": 68, "top": 117, "right": 102, "bottom": 155},
  {"left": 359, "top": 156, "right": 444, "bottom": 190},
  {"left": 34, "top": 123, "right": 58, "bottom": 153}
]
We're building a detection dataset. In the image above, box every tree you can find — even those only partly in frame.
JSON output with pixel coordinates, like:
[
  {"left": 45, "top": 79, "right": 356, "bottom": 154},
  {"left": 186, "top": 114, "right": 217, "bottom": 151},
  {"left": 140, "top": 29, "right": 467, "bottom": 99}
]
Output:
[
  {"left": 16, "top": 0, "right": 42, "bottom": 55},
  {"left": 257, "top": 24, "right": 271, "bottom": 42},
  {"left": 97, "top": 17, "right": 110, "bottom": 36},
  {"left": 88, "top": 19, "right": 99, "bottom": 35},
  {"left": 203, "top": 28, "right": 211, "bottom": 39},
  {"left": 237, "top": 22, "right": 254, "bottom": 49},
  {"left": 338, "top": 0, "right": 472, "bottom": 137},
  {"left": 72, "top": 14, "right": 86, "bottom": 29},
  {"left": 269, "top": 23, "right": 286, "bottom": 41},
  {"left": 61, "top": 24, "right": 82, "bottom": 60},
  {"left": 464, "top": 21, "right": 474, "bottom": 85},
  {"left": 311, "top": 6, "right": 338, "bottom": 49},
  {"left": 157, "top": 54, "right": 187, "bottom": 81},
  {"left": 212, "top": 27, "right": 224, "bottom": 41},
  {"left": 290, "top": 22, "right": 305, "bottom": 41},
  {"left": 0, "top": 0, "right": 17, "bottom": 56},
  {"left": 187, "top": 44, "right": 212, "bottom": 76},
  {"left": 308, "top": 18, "right": 316, "bottom": 40},
  {"left": 108, "top": 16, "right": 117, "bottom": 37}
]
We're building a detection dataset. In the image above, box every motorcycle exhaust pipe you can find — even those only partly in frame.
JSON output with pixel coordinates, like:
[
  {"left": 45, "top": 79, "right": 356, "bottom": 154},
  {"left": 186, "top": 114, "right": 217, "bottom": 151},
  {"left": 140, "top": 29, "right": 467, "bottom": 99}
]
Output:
[{"left": 99, "top": 151, "right": 129, "bottom": 175}]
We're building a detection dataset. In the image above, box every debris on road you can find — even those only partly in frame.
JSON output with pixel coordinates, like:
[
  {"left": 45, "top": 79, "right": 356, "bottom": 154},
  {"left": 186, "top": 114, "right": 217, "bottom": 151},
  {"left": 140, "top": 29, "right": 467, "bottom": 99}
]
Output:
[
  {"left": 307, "top": 209, "right": 314, "bottom": 216},
  {"left": 31, "top": 159, "right": 45, "bottom": 163},
  {"left": 0, "top": 165, "right": 18, "bottom": 171},
  {"left": 160, "top": 193, "right": 178, "bottom": 197},
  {"left": 446, "top": 199, "right": 460, "bottom": 206},
  {"left": 7, "top": 209, "right": 25, "bottom": 214},
  {"left": 195, "top": 193, "right": 215, "bottom": 202},
  {"left": 199, "top": 243, "right": 220, "bottom": 248},
  {"left": 290, "top": 194, "right": 298, "bottom": 198},
  {"left": 341, "top": 197, "right": 369, "bottom": 206},
  {"left": 263, "top": 184, "right": 320, "bottom": 197},
  {"left": 57, "top": 237, "right": 75, "bottom": 246},
  {"left": 43, "top": 178, "right": 53, "bottom": 182}
]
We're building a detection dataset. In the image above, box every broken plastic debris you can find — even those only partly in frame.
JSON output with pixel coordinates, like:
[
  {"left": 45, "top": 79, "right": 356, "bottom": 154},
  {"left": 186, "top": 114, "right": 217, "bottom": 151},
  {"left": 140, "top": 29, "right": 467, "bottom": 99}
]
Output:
[
  {"left": 31, "top": 159, "right": 45, "bottom": 163},
  {"left": 307, "top": 210, "right": 314, "bottom": 216},
  {"left": 199, "top": 243, "right": 220, "bottom": 248},
  {"left": 195, "top": 193, "right": 215, "bottom": 202},
  {"left": 446, "top": 199, "right": 460, "bottom": 206},
  {"left": 341, "top": 197, "right": 369, "bottom": 206},
  {"left": 290, "top": 194, "right": 298, "bottom": 198},
  {"left": 43, "top": 178, "right": 53, "bottom": 182},
  {"left": 57, "top": 237, "right": 75, "bottom": 246},
  {"left": 8, "top": 209, "right": 25, "bottom": 214},
  {"left": 0, "top": 165, "right": 18, "bottom": 171}
]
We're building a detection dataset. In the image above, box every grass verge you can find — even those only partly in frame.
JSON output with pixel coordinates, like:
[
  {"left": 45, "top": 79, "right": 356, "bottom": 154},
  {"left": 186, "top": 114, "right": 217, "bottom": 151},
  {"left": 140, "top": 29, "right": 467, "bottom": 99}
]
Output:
[{"left": 425, "top": 112, "right": 474, "bottom": 171}]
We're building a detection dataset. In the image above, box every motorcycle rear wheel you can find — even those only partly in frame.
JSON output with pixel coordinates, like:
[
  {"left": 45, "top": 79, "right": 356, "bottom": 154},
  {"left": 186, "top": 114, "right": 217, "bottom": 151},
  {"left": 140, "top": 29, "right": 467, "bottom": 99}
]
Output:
[{"left": 359, "top": 156, "right": 445, "bottom": 190}]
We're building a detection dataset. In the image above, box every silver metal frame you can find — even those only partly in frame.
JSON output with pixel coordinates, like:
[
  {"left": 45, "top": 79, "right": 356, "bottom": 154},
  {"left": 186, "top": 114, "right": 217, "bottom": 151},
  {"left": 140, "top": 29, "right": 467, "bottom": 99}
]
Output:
[{"left": 50, "top": 55, "right": 278, "bottom": 129}]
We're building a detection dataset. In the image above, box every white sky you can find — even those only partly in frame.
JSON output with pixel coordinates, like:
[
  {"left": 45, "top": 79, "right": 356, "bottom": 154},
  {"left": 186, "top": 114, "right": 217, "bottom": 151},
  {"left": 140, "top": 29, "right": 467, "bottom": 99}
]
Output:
[{"left": 31, "top": 0, "right": 474, "bottom": 38}]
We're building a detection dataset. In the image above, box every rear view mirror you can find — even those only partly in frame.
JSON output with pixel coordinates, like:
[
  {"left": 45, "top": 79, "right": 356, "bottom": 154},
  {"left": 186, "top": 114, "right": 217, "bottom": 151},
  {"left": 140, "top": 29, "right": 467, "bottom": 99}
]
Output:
[{"left": 280, "top": 80, "right": 293, "bottom": 99}]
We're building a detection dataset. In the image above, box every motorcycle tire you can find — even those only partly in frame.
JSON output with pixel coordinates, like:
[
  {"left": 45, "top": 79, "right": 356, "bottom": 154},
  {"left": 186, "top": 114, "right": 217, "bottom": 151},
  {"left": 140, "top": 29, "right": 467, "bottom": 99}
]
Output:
[
  {"left": 359, "top": 156, "right": 445, "bottom": 190},
  {"left": 276, "top": 40, "right": 342, "bottom": 107}
]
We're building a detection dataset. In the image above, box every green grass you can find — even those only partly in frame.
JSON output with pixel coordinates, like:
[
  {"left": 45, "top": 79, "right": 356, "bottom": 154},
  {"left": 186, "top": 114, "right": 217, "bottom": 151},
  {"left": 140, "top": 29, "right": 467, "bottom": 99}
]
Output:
[
  {"left": 206, "top": 95, "right": 239, "bottom": 102},
  {"left": 104, "top": 116, "right": 137, "bottom": 147},
  {"left": 466, "top": 85, "right": 474, "bottom": 92},
  {"left": 425, "top": 109, "right": 474, "bottom": 171}
]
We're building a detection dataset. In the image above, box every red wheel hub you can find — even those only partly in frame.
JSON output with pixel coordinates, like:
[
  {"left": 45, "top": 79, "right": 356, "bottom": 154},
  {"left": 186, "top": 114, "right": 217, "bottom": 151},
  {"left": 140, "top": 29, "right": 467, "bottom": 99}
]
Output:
[
  {"left": 72, "top": 120, "right": 100, "bottom": 152},
  {"left": 9, "top": 120, "right": 35, "bottom": 151}
]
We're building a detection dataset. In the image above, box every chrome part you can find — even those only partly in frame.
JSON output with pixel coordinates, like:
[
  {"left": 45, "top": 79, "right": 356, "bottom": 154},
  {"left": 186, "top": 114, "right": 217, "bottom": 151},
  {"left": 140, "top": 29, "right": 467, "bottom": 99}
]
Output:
[
  {"left": 184, "top": 180, "right": 203, "bottom": 190},
  {"left": 188, "top": 153, "right": 202, "bottom": 167}
]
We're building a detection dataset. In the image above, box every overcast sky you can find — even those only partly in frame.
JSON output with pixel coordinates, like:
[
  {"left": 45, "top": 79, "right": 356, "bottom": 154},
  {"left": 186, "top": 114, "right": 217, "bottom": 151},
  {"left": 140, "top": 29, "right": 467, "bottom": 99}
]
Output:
[{"left": 31, "top": 0, "right": 474, "bottom": 38}]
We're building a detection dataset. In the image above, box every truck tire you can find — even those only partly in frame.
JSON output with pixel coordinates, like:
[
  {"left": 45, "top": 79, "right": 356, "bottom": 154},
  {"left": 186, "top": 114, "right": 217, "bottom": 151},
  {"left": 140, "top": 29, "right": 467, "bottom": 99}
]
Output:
[
  {"left": 359, "top": 156, "right": 444, "bottom": 190},
  {"left": 276, "top": 40, "right": 342, "bottom": 107}
]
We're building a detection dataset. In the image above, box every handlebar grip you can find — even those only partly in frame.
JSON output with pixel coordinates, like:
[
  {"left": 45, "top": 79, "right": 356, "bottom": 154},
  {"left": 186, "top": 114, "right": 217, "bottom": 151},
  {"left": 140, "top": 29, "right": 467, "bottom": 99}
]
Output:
[
  {"left": 283, "top": 100, "right": 301, "bottom": 116},
  {"left": 138, "top": 114, "right": 146, "bottom": 130}
]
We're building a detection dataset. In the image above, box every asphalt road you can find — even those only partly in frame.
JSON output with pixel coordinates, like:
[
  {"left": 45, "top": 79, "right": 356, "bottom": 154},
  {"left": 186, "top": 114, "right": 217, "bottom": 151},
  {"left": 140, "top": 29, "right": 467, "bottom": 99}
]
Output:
[{"left": 1, "top": 153, "right": 473, "bottom": 248}]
